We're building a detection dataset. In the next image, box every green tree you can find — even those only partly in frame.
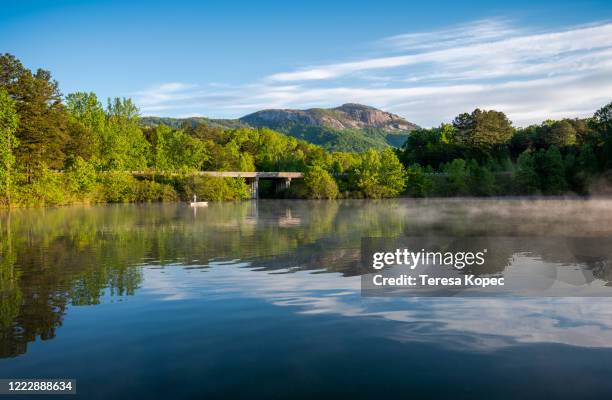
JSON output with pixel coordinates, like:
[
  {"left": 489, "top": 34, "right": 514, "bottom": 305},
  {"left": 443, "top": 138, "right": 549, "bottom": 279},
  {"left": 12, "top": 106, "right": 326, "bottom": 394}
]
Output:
[
  {"left": 66, "top": 156, "right": 97, "bottom": 195},
  {"left": 515, "top": 151, "right": 539, "bottom": 194},
  {"left": 405, "top": 164, "right": 432, "bottom": 197},
  {"left": 538, "top": 146, "right": 567, "bottom": 195},
  {"left": 354, "top": 149, "right": 406, "bottom": 198},
  {"left": 443, "top": 159, "right": 469, "bottom": 195},
  {"left": 101, "top": 98, "right": 149, "bottom": 171},
  {"left": 590, "top": 101, "right": 612, "bottom": 136},
  {"left": 453, "top": 109, "right": 514, "bottom": 150},
  {"left": 541, "top": 120, "right": 577, "bottom": 147},
  {"left": 0, "top": 53, "right": 69, "bottom": 177},
  {"left": 0, "top": 88, "right": 19, "bottom": 205},
  {"left": 304, "top": 166, "right": 339, "bottom": 199},
  {"left": 65, "top": 92, "right": 106, "bottom": 160},
  {"left": 468, "top": 160, "right": 496, "bottom": 196},
  {"left": 578, "top": 144, "right": 598, "bottom": 175},
  {"left": 153, "top": 124, "right": 170, "bottom": 171},
  {"left": 378, "top": 148, "right": 407, "bottom": 196}
]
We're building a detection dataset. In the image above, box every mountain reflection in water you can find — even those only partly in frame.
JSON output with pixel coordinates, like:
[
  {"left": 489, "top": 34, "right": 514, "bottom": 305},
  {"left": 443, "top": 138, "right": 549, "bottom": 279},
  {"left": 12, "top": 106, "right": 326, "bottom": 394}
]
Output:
[{"left": 1, "top": 199, "right": 612, "bottom": 360}]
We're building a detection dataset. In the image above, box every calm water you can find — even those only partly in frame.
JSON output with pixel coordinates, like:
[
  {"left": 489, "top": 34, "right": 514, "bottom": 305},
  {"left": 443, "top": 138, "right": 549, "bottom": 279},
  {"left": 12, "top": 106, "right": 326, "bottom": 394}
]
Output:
[{"left": 1, "top": 199, "right": 612, "bottom": 399}]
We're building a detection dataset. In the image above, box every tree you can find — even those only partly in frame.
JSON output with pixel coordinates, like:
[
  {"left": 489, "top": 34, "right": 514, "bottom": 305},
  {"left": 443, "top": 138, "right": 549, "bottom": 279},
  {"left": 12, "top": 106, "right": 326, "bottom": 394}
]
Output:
[
  {"left": 578, "top": 144, "right": 598, "bottom": 175},
  {"left": 353, "top": 149, "right": 406, "bottom": 198},
  {"left": 378, "top": 148, "right": 407, "bottom": 197},
  {"left": 541, "top": 120, "right": 576, "bottom": 147},
  {"left": 65, "top": 156, "right": 97, "bottom": 195},
  {"left": 153, "top": 125, "right": 170, "bottom": 171},
  {"left": 590, "top": 101, "right": 612, "bottom": 136},
  {"left": 515, "top": 151, "right": 539, "bottom": 194},
  {"left": 0, "top": 54, "right": 69, "bottom": 176},
  {"left": 65, "top": 92, "right": 106, "bottom": 160},
  {"left": 0, "top": 88, "right": 19, "bottom": 205},
  {"left": 443, "top": 159, "right": 469, "bottom": 195},
  {"left": 304, "top": 166, "right": 339, "bottom": 199},
  {"left": 405, "top": 164, "right": 432, "bottom": 197},
  {"left": 399, "top": 124, "right": 459, "bottom": 168},
  {"left": 538, "top": 146, "right": 567, "bottom": 195},
  {"left": 101, "top": 98, "right": 149, "bottom": 170},
  {"left": 468, "top": 160, "right": 496, "bottom": 196},
  {"left": 453, "top": 109, "right": 514, "bottom": 150}
]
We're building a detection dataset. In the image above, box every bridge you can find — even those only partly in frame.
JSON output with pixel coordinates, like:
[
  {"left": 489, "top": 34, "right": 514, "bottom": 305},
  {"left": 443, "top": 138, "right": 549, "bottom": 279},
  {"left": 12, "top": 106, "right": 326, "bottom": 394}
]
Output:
[
  {"left": 132, "top": 171, "right": 304, "bottom": 199},
  {"left": 200, "top": 171, "right": 303, "bottom": 199}
]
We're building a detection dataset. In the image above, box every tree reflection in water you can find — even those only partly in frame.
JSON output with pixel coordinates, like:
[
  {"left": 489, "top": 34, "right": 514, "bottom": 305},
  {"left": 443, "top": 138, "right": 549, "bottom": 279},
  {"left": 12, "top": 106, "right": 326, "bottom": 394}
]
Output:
[{"left": 2, "top": 199, "right": 612, "bottom": 358}]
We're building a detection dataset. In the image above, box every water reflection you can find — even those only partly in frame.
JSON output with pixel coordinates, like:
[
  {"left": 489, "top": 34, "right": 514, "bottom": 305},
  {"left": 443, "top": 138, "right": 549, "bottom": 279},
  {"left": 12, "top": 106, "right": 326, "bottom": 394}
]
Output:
[{"left": 2, "top": 199, "right": 612, "bottom": 358}]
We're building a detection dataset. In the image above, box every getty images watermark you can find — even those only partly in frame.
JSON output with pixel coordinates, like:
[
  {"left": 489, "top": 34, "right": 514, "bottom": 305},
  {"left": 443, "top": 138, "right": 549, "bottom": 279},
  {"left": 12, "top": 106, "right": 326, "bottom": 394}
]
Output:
[
  {"left": 360, "top": 236, "right": 612, "bottom": 297},
  {"left": 371, "top": 247, "right": 504, "bottom": 288}
]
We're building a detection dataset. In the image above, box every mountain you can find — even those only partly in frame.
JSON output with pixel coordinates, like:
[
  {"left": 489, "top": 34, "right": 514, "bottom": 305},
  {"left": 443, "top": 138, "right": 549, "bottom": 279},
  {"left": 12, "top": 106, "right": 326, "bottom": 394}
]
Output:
[
  {"left": 240, "top": 104, "right": 418, "bottom": 151},
  {"left": 140, "top": 116, "right": 246, "bottom": 130},
  {"left": 141, "top": 104, "right": 419, "bottom": 152}
]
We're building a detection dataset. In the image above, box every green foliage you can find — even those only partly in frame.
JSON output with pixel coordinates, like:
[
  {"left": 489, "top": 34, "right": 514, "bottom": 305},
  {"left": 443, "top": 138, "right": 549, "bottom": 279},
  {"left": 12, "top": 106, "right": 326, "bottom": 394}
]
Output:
[
  {"left": 101, "top": 98, "right": 149, "bottom": 171},
  {"left": 97, "top": 171, "right": 177, "bottom": 203},
  {"left": 133, "top": 180, "right": 178, "bottom": 202},
  {"left": 304, "top": 166, "right": 339, "bottom": 199},
  {"left": 3, "top": 53, "right": 612, "bottom": 205},
  {"left": 241, "top": 117, "right": 409, "bottom": 152},
  {"left": 400, "top": 124, "right": 460, "bottom": 168},
  {"left": 590, "top": 101, "right": 612, "bottom": 136},
  {"left": 0, "top": 87, "right": 19, "bottom": 204},
  {"left": 405, "top": 164, "right": 432, "bottom": 197},
  {"left": 538, "top": 146, "right": 568, "bottom": 195},
  {"left": 18, "top": 166, "right": 67, "bottom": 206},
  {"left": 191, "top": 176, "right": 250, "bottom": 201},
  {"left": 453, "top": 109, "right": 513, "bottom": 149},
  {"left": 443, "top": 159, "right": 469, "bottom": 195},
  {"left": 515, "top": 151, "right": 539, "bottom": 194},
  {"left": 97, "top": 171, "right": 139, "bottom": 202},
  {"left": 0, "top": 54, "right": 68, "bottom": 174},
  {"left": 578, "top": 144, "right": 598, "bottom": 175},
  {"left": 542, "top": 120, "right": 577, "bottom": 147},
  {"left": 353, "top": 149, "right": 406, "bottom": 198},
  {"left": 66, "top": 156, "right": 97, "bottom": 194},
  {"left": 468, "top": 160, "right": 497, "bottom": 196},
  {"left": 152, "top": 124, "right": 208, "bottom": 171}
]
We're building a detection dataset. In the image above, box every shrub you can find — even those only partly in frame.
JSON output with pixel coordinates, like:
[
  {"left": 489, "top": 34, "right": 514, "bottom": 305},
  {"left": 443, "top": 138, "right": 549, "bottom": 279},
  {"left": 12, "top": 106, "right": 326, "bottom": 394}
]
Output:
[
  {"left": 66, "top": 156, "right": 97, "bottom": 195},
  {"left": 97, "top": 171, "right": 138, "bottom": 202},
  {"left": 191, "top": 176, "right": 251, "bottom": 201},
  {"left": 304, "top": 166, "right": 339, "bottom": 199},
  {"left": 405, "top": 164, "right": 432, "bottom": 197},
  {"left": 17, "top": 167, "right": 68, "bottom": 206},
  {"left": 134, "top": 180, "right": 178, "bottom": 202}
]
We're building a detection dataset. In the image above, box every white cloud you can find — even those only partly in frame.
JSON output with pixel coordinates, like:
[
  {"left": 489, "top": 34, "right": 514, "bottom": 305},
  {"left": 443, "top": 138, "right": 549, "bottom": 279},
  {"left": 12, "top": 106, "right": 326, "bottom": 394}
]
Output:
[
  {"left": 267, "top": 22, "right": 612, "bottom": 83},
  {"left": 133, "top": 20, "right": 612, "bottom": 126}
]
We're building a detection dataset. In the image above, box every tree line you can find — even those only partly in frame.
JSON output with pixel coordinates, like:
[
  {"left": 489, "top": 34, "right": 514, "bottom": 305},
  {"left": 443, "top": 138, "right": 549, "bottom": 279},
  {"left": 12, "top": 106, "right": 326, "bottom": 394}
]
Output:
[
  {"left": 1, "top": 53, "right": 612, "bottom": 205},
  {"left": 398, "top": 104, "right": 612, "bottom": 197},
  {"left": 0, "top": 54, "right": 406, "bottom": 206}
]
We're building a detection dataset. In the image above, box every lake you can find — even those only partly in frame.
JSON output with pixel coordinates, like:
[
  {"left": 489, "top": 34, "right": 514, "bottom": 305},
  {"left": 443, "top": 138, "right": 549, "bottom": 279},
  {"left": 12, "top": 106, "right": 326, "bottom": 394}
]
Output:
[{"left": 1, "top": 199, "right": 612, "bottom": 399}]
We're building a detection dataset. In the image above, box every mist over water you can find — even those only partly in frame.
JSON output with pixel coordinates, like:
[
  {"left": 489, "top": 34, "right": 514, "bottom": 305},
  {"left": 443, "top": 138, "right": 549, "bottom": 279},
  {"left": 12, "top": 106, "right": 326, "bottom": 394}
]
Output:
[{"left": 1, "top": 199, "right": 612, "bottom": 399}]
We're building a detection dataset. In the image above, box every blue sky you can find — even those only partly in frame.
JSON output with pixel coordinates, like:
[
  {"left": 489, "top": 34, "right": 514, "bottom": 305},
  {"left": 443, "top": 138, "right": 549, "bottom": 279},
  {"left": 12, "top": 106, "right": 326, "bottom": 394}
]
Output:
[{"left": 1, "top": 0, "right": 611, "bottom": 126}]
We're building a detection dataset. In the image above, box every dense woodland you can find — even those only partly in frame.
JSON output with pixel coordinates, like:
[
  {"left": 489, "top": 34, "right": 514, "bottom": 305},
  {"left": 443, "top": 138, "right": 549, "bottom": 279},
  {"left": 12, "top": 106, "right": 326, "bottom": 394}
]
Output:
[{"left": 1, "top": 53, "right": 612, "bottom": 206}]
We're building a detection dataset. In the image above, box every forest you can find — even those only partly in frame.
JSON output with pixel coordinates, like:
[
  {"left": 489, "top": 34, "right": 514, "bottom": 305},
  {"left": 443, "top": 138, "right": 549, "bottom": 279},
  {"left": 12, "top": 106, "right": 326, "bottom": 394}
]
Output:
[{"left": 1, "top": 52, "right": 612, "bottom": 206}]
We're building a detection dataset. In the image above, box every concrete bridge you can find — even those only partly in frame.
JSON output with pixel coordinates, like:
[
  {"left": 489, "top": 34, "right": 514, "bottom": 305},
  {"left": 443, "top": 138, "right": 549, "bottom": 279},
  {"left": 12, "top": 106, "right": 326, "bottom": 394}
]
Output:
[
  {"left": 199, "top": 171, "right": 303, "bottom": 199},
  {"left": 132, "top": 171, "right": 304, "bottom": 199}
]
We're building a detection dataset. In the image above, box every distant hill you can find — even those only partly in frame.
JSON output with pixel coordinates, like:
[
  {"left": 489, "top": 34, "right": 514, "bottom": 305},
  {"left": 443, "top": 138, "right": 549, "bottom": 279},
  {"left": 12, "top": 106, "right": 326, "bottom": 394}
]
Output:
[
  {"left": 141, "top": 104, "right": 418, "bottom": 152},
  {"left": 240, "top": 104, "right": 418, "bottom": 151},
  {"left": 140, "top": 116, "right": 246, "bottom": 130}
]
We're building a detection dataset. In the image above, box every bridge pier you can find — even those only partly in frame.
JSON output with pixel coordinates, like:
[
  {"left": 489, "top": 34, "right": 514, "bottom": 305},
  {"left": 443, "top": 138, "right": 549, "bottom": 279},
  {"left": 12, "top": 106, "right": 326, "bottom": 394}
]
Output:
[
  {"left": 274, "top": 177, "right": 291, "bottom": 195},
  {"left": 247, "top": 177, "right": 259, "bottom": 199}
]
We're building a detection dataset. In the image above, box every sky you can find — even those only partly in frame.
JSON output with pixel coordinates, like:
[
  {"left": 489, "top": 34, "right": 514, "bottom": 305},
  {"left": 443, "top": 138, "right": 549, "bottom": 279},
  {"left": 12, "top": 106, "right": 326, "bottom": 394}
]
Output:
[{"left": 1, "top": 0, "right": 612, "bottom": 127}]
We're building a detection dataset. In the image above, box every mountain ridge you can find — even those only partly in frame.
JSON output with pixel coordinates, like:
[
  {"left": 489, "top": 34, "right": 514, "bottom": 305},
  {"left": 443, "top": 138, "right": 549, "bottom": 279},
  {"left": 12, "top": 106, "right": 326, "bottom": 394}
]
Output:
[{"left": 141, "top": 103, "right": 419, "bottom": 152}]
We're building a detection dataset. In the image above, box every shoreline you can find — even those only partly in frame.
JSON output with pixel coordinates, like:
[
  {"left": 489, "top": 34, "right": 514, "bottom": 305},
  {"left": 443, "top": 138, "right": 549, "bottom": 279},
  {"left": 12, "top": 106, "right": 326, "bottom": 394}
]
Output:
[{"left": 3, "top": 194, "right": 612, "bottom": 211}]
